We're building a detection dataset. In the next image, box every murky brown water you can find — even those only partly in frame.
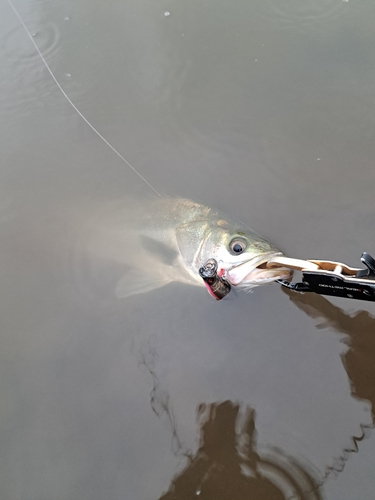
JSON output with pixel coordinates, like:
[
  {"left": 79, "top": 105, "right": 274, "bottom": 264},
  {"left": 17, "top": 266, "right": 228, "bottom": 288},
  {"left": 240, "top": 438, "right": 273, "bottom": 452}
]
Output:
[{"left": 1, "top": 0, "right": 375, "bottom": 499}]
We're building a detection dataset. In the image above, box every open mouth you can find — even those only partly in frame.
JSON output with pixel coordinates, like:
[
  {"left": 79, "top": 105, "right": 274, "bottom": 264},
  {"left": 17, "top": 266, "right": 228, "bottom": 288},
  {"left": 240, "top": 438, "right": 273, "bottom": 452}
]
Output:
[{"left": 226, "top": 253, "right": 293, "bottom": 286}]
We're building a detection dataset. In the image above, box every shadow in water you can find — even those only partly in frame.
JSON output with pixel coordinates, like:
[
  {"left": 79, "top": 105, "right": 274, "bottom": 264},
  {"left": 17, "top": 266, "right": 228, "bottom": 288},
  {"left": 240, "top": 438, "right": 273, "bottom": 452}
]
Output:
[{"left": 158, "top": 401, "right": 321, "bottom": 500}]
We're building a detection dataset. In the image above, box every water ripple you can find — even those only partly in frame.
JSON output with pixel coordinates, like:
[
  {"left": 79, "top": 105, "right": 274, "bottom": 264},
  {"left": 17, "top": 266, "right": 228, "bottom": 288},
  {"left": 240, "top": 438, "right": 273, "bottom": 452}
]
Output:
[
  {"left": 0, "top": 18, "right": 63, "bottom": 115},
  {"left": 251, "top": 0, "right": 350, "bottom": 28},
  {"left": 28, "top": 0, "right": 62, "bottom": 5},
  {"left": 2, "top": 20, "right": 60, "bottom": 64}
]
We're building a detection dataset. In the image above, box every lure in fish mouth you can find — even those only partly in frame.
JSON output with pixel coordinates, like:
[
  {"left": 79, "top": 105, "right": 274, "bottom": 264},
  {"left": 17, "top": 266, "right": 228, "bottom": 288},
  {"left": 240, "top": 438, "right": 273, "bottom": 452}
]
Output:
[
  {"left": 199, "top": 251, "right": 292, "bottom": 300},
  {"left": 76, "top": 197, "right": 292, "bottom": 300}
]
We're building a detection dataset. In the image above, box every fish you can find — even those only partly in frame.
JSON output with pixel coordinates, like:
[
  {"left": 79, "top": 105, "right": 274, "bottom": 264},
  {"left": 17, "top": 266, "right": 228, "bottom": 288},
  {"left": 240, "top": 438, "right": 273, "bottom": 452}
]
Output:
[
  {"left": 76, "top": 197, "right": 292, "bottom": 300},
  {"left": 6, "top": 4, "right": 291, "bottom": 301}
]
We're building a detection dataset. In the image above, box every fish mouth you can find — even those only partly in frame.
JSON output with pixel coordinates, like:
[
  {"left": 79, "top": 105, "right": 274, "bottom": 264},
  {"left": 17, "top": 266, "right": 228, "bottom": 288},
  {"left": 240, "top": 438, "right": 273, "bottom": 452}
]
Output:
[{"left": 226, "top": 252, "right": 293, "bottom": 287}]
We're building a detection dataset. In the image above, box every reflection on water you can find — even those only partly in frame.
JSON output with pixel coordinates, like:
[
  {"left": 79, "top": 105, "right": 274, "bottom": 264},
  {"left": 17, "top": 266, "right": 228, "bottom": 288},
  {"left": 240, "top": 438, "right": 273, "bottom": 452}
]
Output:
[
  {"left": 284, "top": 289, "right": 375, "bottom": 418},
  {"left": 145, "top": 291, "right": 375, "bottom": 499},
  {"left": 159, "top": 401, "right": 321, "bottom": 500},
  {"left": 284, "top": 289, "right": 375, "bottom": 471},
  {"left": 283, "top": 288, "right": 375, "bottom": 470}
]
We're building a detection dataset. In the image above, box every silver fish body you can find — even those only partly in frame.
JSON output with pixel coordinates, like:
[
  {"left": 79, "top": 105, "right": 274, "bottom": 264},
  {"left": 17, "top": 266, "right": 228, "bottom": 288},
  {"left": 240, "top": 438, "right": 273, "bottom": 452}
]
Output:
[{"left": 77, "top": 198, "right": 292, "bottom": 299}]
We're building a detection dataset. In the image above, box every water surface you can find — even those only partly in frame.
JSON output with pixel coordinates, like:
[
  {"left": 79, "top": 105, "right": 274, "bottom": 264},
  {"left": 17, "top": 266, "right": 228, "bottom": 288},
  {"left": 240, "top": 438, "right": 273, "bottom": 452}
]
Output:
[{"left": 1, "top": 0, "right": 375, "bottom": 499}]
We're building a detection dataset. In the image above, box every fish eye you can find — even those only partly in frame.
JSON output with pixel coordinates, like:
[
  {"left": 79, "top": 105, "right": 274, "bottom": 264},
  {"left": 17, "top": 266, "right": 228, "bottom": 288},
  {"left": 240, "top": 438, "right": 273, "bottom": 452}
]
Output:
[{"left": 229, "top": 238, "right": 246, "bottom": 255}]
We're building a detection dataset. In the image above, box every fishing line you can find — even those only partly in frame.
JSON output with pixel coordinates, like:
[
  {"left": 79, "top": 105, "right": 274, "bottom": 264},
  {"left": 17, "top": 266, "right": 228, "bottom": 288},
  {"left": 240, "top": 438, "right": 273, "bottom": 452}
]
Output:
[{"left": 6, "top": 0, "right": 162, "bottom": 198}]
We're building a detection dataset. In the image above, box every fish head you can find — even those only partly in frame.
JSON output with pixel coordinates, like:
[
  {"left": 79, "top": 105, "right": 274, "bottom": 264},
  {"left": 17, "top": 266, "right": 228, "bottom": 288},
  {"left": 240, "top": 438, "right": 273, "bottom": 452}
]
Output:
[{"left": 176, "top": 217, "right": 293, "bottom": 288}]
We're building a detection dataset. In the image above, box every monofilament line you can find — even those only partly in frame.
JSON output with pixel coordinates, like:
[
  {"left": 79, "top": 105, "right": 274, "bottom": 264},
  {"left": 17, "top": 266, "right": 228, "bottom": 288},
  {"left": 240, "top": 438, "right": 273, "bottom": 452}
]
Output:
[{"left": 7, "top": 0, "right": 162, "bottom": 198}]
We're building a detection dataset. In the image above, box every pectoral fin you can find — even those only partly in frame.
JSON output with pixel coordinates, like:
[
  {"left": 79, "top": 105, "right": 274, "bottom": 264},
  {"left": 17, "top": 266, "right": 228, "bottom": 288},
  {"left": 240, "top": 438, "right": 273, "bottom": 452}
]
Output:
[
  {"left": 139, "top": 235, "right": 179, "bottom": 266},
  {"left": 116, "top": 269, "right": 172, "bottom": 298}
]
